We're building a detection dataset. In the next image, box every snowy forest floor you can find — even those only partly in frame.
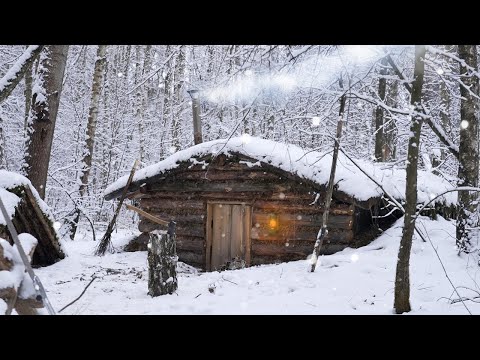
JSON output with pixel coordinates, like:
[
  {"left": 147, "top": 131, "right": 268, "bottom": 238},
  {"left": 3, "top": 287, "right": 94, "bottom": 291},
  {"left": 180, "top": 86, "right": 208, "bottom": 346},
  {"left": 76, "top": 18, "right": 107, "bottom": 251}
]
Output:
[{"left": 37, "top": 216, "right": 480, "bottom": 315}]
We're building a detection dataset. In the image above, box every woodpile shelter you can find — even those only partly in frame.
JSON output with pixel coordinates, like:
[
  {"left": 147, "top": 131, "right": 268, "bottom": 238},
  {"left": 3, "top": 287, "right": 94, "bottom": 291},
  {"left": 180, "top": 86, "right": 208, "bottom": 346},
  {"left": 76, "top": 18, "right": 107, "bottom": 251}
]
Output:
[
  {"left": 104, "top": 137, "right": 456, "bottom": 271},
  {"left": 0, "top": 171, "right": 65, "bottom": 267}
]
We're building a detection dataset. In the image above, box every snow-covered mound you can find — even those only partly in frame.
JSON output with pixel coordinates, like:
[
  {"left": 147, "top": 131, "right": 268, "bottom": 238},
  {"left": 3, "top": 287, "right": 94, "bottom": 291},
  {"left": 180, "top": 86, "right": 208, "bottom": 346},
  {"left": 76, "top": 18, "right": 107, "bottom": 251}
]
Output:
[
  {"left": 0, "top": 170, "right": 57, "bottom": 227},
  {"left": 104, "top": 137, "right": 456, "bottom": 206}
]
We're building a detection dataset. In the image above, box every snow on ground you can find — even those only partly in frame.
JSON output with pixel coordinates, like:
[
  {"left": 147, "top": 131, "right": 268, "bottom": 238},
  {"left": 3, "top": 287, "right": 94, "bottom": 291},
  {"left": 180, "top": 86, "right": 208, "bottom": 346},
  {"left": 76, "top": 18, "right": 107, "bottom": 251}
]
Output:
[{"left": 35, "top": 217, "right": 480, "bottom": 315}]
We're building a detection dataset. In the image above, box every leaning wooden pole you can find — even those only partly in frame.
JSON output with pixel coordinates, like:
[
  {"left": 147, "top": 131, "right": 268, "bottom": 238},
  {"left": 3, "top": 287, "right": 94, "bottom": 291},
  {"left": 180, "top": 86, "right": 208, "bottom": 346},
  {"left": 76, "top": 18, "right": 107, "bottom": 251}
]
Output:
[
  {"left": 95, "top": 160, "right": 139, "bottom": 256},
  {"left": 310, "top": 88, "right": 347, "bottom": 272}
]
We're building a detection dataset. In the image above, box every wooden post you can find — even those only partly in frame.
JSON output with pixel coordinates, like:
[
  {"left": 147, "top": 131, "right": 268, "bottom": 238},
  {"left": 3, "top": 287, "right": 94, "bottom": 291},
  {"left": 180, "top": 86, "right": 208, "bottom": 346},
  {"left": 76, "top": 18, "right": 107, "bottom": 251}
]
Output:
[
  {"left": 147, "top": 221, "right": 178, "bottom": 296},
  {"left": 188, "top": 89, "right": 203, "bottom": 145}
]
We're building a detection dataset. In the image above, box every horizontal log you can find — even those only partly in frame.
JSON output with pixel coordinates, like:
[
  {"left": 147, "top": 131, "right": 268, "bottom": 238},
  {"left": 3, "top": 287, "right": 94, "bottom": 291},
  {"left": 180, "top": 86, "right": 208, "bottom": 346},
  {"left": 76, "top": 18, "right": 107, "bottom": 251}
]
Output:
[
  {"left": 251, "top": 228, "right": 354, "bottom": 242},
  {"left": 133, "top": 190, "right": 321, "bottom": 203},
  {"left": 175, "top": 225, "right": 205, "bottom": 238},
  {"left": 252, "top": 200, "right": 354, "bottom": 215},
  {"left": 252, "top": 213, "right": 353, "bottom": 230},
  {"left": 124, "top": 233, "right": 149, "bottom": 252},
  {"left": 251, "top": 242, "right": 349, "bottom": 257},
  {"left": 174, "top": 170, "right": 280, "bottom": 181},
  {"left": 138, "top": 214, "right": 205, "bottom": 232},
  {"left": 176, "top": 236, "right": 205, "bottom": 252},
  {"left": 250, "top": 243, "right": 349, "bottom": 265},
  {"left": 177, "top": 250, "right": 204, "bottom": 267},
  {"left": 146, "top": 180, "right": 293, "bottom": 194},
  {"left": 138, "top": 221, "right": 161, "bottom": 233},
  {"left": 141, "top": 198, "right": 205, "bottom": 210}
]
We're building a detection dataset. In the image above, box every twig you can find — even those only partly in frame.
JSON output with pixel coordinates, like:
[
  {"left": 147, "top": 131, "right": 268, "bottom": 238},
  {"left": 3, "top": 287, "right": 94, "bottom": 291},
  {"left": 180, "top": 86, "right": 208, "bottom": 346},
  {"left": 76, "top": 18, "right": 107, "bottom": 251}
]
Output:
[
  {"left": 416, "top": 222, "right": 472, "bottom": 315},
  {"left": 221, "top": 276, "right": 238, "bottom": 285},
  {"left": 194, "top": 294, "right": 201, "bottom": 299},
  {"left": 58, "top": 276, "right": 97, "bottom": 313}
]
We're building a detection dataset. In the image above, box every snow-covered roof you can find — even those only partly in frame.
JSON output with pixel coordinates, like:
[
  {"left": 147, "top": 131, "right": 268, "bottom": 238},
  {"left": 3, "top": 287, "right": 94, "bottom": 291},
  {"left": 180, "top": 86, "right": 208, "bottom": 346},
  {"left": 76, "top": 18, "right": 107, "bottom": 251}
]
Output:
[{"left": 104, "top": 136, "right": 457, "bottom": 207}]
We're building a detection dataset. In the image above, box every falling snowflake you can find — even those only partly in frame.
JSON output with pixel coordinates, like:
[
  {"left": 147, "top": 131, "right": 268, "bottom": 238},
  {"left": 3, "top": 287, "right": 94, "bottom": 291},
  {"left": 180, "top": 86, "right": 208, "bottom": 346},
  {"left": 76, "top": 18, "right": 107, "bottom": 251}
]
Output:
[
  {"left": 241, "top": 133, "right": 251, "bottom": 144},
  {"left": 53, "top": 221, "right": 62, "bottom": 231},
  {"left": 350, "top": 253, "right": 359, "bottom": 263},
  {"left": 311, "top": 117, "right": 321, "bottom": 126},
  {"left": 461, "top": 120, "right": 469, "bottom": 129},
  {"left": 117, "top": 72, "right": 123, "bottom": 78},
  {"left": 436, "top": 68, "right": 444, "bottom": 75},
  {"left": 169, "top": 146, "right": 177, "bottom": 154}
]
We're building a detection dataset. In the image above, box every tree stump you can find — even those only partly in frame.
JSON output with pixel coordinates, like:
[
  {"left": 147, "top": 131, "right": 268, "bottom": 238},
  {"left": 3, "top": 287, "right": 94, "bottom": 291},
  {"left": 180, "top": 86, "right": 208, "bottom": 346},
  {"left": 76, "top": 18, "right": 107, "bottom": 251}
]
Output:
[{"left": 147, "top": 222, "right": 178, "bottom": 296}]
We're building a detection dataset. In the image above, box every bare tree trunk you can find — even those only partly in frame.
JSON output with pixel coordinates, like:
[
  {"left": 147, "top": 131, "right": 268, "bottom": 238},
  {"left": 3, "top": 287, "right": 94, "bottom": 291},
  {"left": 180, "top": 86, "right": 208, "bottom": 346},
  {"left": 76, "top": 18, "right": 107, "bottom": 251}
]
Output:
[
  {"left": 24, "top": 47, "right": 34, "bottom": 133},
  {"left": 384, "top": 76, "right": 398, "bottom": 160},
  {"left": 310, "top": 83, "right": 346, "bottom": 272},
  {"left": 161, "top": 45, "right": 173, "bottom": 157},
  {"left": 374, "top": 57, "right": 388, "bottom": 161},
  {"left": 68, "top": 45, "right": 107, "bottom": 239},
  {"left": 172, "top": 46, "right": 185, "bottom": 149},
  {"left": 135, "top": 45, "right": 152, "bottom": 164},
  {"left": 0, "top": 116, "right": 5, "bottom": 169},
  {"left": 437, "top": 79, "right": 450, "bottom": 165},
  {"left": 456, "top": 45, "right": 479, "bottom": 254},
  {"left": 24, "top": 45, "right": 69, "bottom": 199},
  {"left": 394, "top": 45, "right": 426, "bottom": 314}
]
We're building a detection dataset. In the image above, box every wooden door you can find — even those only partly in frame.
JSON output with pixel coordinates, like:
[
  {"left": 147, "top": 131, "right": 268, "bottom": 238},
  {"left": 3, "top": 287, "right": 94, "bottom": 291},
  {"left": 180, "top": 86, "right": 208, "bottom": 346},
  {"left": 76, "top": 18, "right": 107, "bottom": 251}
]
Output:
[{"left": 206, "top": 202, "right": 251, "bottom": 271}]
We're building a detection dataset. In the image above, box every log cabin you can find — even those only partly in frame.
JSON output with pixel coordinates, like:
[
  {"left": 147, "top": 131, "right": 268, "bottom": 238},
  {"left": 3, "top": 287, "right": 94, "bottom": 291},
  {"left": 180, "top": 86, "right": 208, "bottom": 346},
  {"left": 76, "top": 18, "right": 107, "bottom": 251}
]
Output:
[
  {"left": 104, "top": 137, "right": 456, "bottom": 271},
  {"left": 0, "top": 170, "right": 65, "bottom": 267}
]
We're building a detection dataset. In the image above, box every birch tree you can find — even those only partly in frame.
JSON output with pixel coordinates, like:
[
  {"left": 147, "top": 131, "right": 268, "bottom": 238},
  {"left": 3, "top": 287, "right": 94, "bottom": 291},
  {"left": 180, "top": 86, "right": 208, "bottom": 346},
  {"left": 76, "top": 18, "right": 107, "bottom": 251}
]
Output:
[{"left": 66, "top": 45, "right": 107, "bottom": 239}]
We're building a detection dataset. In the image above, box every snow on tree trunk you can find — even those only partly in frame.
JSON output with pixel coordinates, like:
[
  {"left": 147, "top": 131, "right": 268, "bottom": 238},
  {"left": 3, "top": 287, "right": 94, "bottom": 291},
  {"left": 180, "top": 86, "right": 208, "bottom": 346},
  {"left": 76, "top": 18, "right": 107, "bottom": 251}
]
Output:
[
  {"left": 172, "top": 46, "right": 185, "bottom": 150},
  {"left": 456, "top": 45, "right": 479, "bottom": 255},
  {"left": 69, "top": 45, "right": 107, "bottom": 239},
  {"left": 0, "top": 45, "right": 43, "bottom": 104},
  {"left": 147, "top": 225, "right": 178, "bottom": 296},
  {"left": 374, "top": 57, "right": 387, "bottom": 162},
  {"left": 0, "top": 116, "right": 5, "bottom": 170},
  {"left": 394, "top": 45, "right": 426, "bottom": 314},
  {"left": 24, "top": 46, "right": 34, "bottom": 134},
  {"left": 24, "top": 45, "right": 69, "bottom": 199}
]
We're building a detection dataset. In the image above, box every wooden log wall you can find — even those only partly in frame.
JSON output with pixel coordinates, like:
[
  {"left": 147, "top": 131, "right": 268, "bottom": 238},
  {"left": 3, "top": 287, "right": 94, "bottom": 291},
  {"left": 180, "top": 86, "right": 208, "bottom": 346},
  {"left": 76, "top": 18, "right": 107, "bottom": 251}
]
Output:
[{"left": 129, "top": 154, "right": 377, "bottom": 269}]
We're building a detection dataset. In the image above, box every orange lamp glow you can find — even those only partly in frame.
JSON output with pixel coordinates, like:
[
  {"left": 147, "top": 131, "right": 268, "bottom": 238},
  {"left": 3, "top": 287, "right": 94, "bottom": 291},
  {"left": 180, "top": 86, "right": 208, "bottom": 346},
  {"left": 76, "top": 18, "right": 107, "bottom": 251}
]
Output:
[{"left": 268, "top": 214, "right": 278, "bottom": 230}]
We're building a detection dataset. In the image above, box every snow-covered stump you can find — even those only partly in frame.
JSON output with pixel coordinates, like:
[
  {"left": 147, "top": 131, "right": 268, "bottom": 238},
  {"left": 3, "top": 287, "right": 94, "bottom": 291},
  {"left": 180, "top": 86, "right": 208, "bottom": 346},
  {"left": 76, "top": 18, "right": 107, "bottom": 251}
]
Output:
[
  {"left": 0, "top": 234, "right": 44, "bottom": 315},
  {"left": 147, "top": 222, "right": 178, "bottom": 296}
]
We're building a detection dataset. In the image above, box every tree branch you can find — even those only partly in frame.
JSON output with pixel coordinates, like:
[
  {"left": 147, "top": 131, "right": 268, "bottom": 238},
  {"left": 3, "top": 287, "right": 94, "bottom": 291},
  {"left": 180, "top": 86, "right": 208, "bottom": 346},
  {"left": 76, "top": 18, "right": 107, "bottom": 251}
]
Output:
[
  {"left": 384, "top": 53, "right": 460, "bottom": 159},
  {"left": 0, "top": 45, "right": 44, "bottom": 103},
  {"left": 58, "top": 276, "right": 97, "bottom": 313}
]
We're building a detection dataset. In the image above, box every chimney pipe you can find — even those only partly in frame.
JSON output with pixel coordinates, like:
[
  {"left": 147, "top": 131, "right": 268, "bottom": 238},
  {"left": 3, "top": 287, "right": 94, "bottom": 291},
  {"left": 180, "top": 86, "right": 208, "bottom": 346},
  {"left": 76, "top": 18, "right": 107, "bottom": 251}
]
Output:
[{"left": 187, "top": 89, "right": 202, "bottom": 145}]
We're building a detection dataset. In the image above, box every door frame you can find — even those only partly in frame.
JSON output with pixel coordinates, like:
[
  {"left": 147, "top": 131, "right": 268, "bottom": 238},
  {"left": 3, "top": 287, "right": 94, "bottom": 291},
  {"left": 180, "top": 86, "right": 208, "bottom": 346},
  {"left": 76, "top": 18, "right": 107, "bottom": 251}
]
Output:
[{"left": 206, "top": 201, "right": 252, "bottom": 271}]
